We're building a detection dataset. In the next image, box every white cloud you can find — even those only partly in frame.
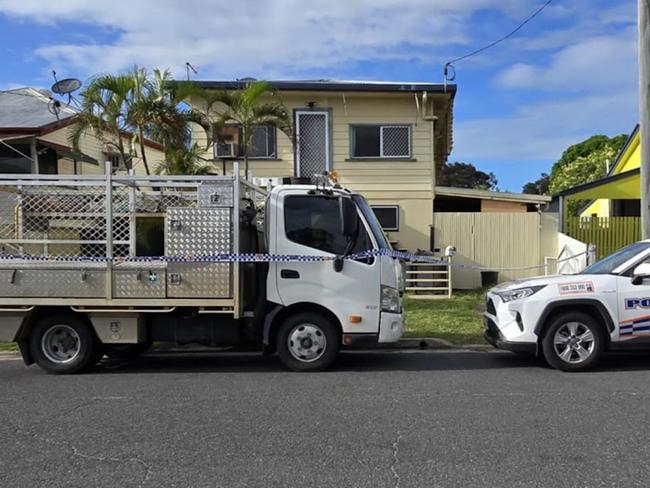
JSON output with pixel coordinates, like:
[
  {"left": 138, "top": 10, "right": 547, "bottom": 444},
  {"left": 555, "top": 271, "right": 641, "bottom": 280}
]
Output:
[
  {"left": 0, "top": 0, "right": 537, "bottom": 78},
  {"left": 497, "top": 27, "right": 637, "bottom": 93},
  {"left": 454, "top": 90, "right": 638, "bottom": 162}
]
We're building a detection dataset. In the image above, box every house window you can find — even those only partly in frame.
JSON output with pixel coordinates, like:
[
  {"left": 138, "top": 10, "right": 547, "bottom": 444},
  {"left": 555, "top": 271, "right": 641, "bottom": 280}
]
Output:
[
  {"left": 350, "top": 125, "right": 411, "bottom": 159},
  {"left": 104, "top": 153, "right": 123, "bottom": 172},
  {"left": 214, "top": 125, "right": 277, "bottom": 159},
  {"left": 371, "top": 205, "right": 399, "bottom": 231}
]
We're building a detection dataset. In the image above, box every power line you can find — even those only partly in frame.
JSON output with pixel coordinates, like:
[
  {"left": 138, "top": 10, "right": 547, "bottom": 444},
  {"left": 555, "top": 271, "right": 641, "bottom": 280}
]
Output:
[{"left": 444, "top": 0, "right": 555, "bottom": 82}]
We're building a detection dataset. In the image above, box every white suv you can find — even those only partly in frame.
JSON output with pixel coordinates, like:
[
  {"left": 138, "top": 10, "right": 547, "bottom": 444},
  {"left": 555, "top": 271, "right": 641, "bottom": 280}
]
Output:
[{"left": 485, "top": 241, "right": 650, "bottom": 371}]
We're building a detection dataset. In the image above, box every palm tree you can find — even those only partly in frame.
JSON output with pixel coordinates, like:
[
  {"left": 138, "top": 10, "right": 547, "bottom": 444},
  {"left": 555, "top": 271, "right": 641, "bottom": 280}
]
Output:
[
  {"left": 155, "top": 143, "right": 211, "bottom": 175},
  {"left": 71, "top": 67, "right": 211, "bottom": 175},
  {"left": 70, "top": 73, "right": 136, "bottom": 170},
  {"left": 203, "top": 81, "right": 292, "bottom": 178}
]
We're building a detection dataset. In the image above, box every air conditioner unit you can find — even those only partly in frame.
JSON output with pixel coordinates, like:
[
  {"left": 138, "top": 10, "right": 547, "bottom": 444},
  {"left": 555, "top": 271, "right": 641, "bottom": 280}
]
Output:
[{"left": 214, "top": 142, "right": 237, "bottom": 158}]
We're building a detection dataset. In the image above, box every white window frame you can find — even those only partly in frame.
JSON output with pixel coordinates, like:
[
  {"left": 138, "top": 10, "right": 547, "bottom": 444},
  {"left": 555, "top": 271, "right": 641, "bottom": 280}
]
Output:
[
  {"left": 350, "top": 124, "right": 411, "bottom": 159},
  {"left": 371, "top": 205, "right": 400, "bottom": 231}
]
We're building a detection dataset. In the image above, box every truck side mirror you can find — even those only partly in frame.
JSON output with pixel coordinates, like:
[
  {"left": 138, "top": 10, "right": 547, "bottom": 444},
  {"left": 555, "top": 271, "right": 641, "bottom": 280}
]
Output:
[
  {"left": 339, "top": 197, "right": 358, "bottom": 239},
  {"left": 632, "top": 262, "right": 650, "bottom": 285}
]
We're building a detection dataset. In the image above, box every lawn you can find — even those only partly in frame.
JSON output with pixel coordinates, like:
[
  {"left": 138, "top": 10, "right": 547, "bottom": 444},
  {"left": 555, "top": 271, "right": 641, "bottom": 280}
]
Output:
[
  {"left": 403, "top": 289, "right": 486, "bottom": 344},
  {"left": 0, "top": 342, "right": 17, "bottom": 352}
]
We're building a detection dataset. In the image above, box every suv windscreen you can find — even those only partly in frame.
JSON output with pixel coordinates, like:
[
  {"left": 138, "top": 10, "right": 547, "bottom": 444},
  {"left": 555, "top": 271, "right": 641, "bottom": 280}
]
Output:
[
  {"left": 284, "top": 195, "right": 372, "bottom": 255},
  {"left": 582, "top": 242, "right": 650, "bottom": 275}
]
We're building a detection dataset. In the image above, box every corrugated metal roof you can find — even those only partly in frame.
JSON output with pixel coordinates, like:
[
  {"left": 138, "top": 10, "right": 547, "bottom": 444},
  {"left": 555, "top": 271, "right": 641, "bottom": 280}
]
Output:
[
  {"left": 194, "top": 79, "right": 457, "bottom": 94},
  {"left": 0, "top": 88, "right": 77, "bottom": 129},
  {"left": 435, "top": 186, "right": 552, "bottom": 203}
]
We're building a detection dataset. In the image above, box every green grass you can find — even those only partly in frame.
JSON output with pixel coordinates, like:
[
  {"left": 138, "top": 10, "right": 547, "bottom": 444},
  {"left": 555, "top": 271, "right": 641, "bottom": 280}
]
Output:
[
  {"left": 0, "top": 342, "right": 18, "bottom": 352},
  {"left": 403, "top": 289, "right": 486, "bottom": 344}
]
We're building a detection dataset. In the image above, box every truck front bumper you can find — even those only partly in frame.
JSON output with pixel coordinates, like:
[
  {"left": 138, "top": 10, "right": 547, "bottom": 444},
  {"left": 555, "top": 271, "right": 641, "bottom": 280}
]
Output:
[{"left": 378, "top": 311, "right": 404, "bottom": 343}]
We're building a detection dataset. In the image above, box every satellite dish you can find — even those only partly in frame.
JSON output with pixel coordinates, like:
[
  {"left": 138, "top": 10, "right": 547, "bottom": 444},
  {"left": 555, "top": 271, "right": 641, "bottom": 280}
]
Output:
[{"left": 51, "top": 78, "right": 82, "bottom": 95}]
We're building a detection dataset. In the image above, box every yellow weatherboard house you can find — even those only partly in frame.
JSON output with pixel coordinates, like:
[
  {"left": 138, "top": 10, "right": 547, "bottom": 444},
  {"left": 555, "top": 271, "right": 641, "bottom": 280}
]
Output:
[{"left": 565, "top": 125, "right": 641, "bottom": 218}]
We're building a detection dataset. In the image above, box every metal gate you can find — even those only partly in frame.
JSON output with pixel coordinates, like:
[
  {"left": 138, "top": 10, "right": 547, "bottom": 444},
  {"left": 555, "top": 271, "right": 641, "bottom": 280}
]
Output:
[{"left": 295, "top": 111, "right": 329, "bottom": 177}]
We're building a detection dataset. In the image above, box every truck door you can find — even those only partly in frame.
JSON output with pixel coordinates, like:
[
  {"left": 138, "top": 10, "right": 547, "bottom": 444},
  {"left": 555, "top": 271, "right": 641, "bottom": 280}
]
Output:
[{"left": 269, "top": 189, "right": 381, "bottom": 335}]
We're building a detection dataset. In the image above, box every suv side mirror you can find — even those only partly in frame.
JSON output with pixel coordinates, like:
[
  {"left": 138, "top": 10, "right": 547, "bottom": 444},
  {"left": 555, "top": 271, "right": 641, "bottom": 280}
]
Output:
[
  {"left": 339, "top": 197, "right": 358, "bottom": 238},
  {"left": 632, "top": 262, "right": 650, "bottom": 285}
]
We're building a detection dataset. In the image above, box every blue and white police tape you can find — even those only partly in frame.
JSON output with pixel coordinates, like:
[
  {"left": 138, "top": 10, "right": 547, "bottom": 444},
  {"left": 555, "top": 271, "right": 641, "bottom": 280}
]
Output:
[{"left": 0, "top": 248, "right": 586, "bottom": 272}]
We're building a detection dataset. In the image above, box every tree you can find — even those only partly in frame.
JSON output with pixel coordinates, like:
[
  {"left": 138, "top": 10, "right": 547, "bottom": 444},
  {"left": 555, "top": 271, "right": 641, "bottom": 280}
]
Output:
[
  {"left": 438, "top": 161, "right": 498, "bottom": 190},
  {"left": 71, "top": 67, "right": 210, "bottom": 174},
  {"left": 70, "top": 73, "right": 136, "bottom": 171},
  {"left": 546, "top": 133, "right": 628, "bottom": 216},
  {"left": 522, "top": 173, "right": 550, "bottom": 195},
  {"left": 552, "top": 134, "right": 628, "bottom": 172},
  {"left": 155, "top": 143, "right": 211, "bottom": 175},
  {"left": 201, "top": 81, "right": 291, "bottom": 178}
]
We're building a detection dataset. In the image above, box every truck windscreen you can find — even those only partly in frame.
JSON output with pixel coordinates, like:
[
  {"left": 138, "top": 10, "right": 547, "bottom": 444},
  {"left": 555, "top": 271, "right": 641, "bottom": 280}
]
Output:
[{"left": 352, "top": 195, "right": 391, "bottom": 250}]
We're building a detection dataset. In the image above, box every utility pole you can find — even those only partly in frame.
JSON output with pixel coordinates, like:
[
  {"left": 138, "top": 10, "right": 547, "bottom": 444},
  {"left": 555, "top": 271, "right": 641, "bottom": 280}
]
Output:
[{"left": 640, "top": 0, "right": 650, "bottom": 238}]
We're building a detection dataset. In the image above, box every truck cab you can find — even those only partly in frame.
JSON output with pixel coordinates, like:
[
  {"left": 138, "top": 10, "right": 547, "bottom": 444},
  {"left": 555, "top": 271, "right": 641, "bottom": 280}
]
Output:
[{"left": 263, "top": 185, "right": 404, "bottom": 370}]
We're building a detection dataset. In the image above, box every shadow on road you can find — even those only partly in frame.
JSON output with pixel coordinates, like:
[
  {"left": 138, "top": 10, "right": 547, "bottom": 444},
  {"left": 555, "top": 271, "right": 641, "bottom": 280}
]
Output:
[
  {"left": 83, "top": 349, "right": 650, "bottom": 376},
  {"left": 90, "top": 349, "right": 543, "bottom": 375}
]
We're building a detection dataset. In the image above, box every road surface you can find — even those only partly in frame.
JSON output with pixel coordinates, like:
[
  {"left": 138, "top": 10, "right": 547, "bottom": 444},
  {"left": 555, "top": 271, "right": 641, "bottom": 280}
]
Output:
[{"left": 2, "top": 349, "right": 650, "bottom": 487}]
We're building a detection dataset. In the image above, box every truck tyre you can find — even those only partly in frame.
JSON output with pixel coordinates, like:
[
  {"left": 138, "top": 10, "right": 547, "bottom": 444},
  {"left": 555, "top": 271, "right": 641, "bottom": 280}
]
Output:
[
  {"left": 276, "top": 312, "right": 339, "bottom": 372},
  {"left": 29, "top": 314, "right": 99, "bottom": 374},
  {"left": 541, "top": 312, "right": 604, "bottom": 372},
  {"left": 104, "top": 342, "right": 151, "bottom": 360}
]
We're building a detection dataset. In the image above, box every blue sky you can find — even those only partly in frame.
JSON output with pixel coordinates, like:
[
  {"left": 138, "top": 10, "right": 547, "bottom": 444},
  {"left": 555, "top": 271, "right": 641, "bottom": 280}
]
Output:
[{"left": 0, "top": 0, "right": 638, "bottom": 191}]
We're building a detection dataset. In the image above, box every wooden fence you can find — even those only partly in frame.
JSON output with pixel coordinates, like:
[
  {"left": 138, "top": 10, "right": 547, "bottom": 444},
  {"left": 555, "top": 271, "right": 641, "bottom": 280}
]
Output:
[
  {"left": 564, "top": 216, "right": 641, "bottom": 260},
  {"left": 433, "top": 212, "right": 558, "bottom": 289}
]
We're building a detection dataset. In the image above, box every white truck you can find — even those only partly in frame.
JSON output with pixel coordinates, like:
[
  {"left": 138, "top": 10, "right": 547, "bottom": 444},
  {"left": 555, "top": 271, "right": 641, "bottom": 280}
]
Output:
[
  {"left": 485, "top": 240, "right": 650, "bottom": 371},
  {"left": 0, "top": 166, "right": 404, "bottom": 373}
]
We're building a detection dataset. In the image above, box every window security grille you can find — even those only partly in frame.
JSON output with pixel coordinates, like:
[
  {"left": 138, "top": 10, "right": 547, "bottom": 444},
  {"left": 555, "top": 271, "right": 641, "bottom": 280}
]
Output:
[{"left": 351, "top": 125, "right": 411, "bottom": 159}]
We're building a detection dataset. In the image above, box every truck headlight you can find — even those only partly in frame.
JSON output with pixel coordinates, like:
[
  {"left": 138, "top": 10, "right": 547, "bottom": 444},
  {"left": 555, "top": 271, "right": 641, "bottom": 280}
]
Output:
[
  {"left": 495, "top": 285, "right": 545, "bottom": 303},
  {"left": 381, "top": 286, "right": 401, "bottom": 313}
]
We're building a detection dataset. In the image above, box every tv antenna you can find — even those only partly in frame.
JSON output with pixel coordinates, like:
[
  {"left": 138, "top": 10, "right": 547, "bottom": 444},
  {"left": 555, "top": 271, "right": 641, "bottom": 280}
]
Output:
[{"left": 186, "top": 62, "right": 198, "bottom": 81}]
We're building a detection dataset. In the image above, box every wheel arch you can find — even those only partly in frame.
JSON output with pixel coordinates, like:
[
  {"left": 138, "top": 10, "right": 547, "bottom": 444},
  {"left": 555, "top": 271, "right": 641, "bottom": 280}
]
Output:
[
  {"left": 15, "top": 307, "right": 95, "bottom": 365},
  {"left": 534, "top": 299, "right": 614, "bottom": 349},
  {"left": 263, "top": 302, "right": 343, "bottom": 352}
]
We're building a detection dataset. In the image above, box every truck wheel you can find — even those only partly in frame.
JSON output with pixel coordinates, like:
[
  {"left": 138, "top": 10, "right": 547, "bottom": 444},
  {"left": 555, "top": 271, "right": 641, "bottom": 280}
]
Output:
[
  {"left": 541, "top": 312, "right": 604, "bottom": 372},
  {"left": 276, "top": 312, "right": 339, "bottom": 372},
  {"left": 104, "top": 342, "right": 151, "bottom": 360},
  {"left": 28, "top": 314, "right": 98, "bottom": 374}
]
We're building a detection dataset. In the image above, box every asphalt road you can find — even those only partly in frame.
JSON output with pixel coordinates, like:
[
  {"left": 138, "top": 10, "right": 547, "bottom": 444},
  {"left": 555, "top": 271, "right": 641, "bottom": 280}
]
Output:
[{"left": 2, "top": 350, "right": 650, "bottom": 488}]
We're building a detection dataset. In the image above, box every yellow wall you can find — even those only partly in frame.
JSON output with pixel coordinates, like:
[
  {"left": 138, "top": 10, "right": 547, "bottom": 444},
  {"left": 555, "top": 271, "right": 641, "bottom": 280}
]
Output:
[
  {"left": 580, "top": 130, "right": 640, "bottom": 217},
  {"left": 190, "top": 91, "right": 452, "bottom": 251},
  {"left": 38, "top": 125, "right": 166, "bottom": 176}
]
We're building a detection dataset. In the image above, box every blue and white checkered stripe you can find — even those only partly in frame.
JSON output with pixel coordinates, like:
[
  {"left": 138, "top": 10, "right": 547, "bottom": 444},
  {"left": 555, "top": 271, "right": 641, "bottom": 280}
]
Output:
[
  {"left": 620, "top": 318, "right": 650, "bottom": 336},
  {"left": 0, "top": 249, "right": 449, "bottom": 265}
]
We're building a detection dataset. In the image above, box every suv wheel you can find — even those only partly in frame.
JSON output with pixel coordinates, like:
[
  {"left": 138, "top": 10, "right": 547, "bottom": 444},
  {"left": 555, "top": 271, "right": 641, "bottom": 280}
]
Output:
[{"left": 542, "top": 312, "right": 604, "bottom": 372}]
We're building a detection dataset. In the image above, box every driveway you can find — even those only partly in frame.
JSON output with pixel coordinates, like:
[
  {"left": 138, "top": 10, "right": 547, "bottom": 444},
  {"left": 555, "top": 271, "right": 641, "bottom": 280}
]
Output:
[{"left": 1, "top": 350, "right": 650, "bottom": 487}]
